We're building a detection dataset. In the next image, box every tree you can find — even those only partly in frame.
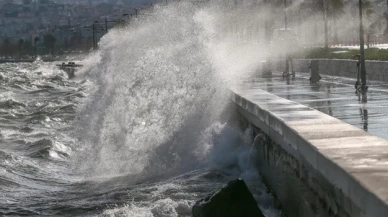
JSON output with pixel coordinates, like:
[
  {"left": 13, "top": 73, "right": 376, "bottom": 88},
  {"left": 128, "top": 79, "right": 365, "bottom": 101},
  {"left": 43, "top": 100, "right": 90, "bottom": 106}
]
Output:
[
  {"left": 328, "top": 0, "right": 344, "bottom": 44},
  {"left": 34, "top": 37, "right": 40, "bottom": 57},
  {"left": 43, "top": 34, "right": 56, "bottom": 56},
  {"left": 18, "top": 39, "right": 24, "bottom": 59},
  {"left": 64, "top": 37, "right": 70, "bottom": 51},
  {"left": 312, "top": 0, "right": 345, "bottom": 48},
  {"left": 69, "top": 32, "right": 81, "bottom": 50},
  {"left": 363, "top": 1, "right": 376, "bottom": 48},
  {"left": 85, "top": 36, "right": 94, "bottom": 51},
  {"left": 1, "top": 39, "right": 13, "bottom": 58},
  {"left": 351, "top": 1, "right": 375, "bottom": 48},
  {"left": 312, "top": 0, "right": 329, "bottom": 48},
  {"left": 23, "top": 40, "right": 34, "bottom": 56}
]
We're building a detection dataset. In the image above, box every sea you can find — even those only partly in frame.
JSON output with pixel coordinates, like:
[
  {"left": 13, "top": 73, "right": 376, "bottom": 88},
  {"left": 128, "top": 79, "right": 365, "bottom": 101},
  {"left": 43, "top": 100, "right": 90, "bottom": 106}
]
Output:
[{"left": 0, "top": 1, "right": 281, "bottom": 216}]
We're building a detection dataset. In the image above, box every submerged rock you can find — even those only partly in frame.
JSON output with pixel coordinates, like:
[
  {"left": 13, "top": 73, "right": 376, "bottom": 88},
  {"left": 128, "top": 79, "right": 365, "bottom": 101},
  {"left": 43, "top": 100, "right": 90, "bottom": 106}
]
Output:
[{"left": 192, "top": 178, "right": 265, "bottom": 217}]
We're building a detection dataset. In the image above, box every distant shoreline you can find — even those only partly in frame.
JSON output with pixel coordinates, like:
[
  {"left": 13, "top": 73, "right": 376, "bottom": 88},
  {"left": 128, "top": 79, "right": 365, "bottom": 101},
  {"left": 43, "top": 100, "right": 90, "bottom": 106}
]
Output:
[
  {"left": 0, "top": 56, "right": 80, "bottom": 64},
  {"left": 0, "top": 59, "right": 35, "bottom": 64},
  {"left": 0, "top": 59, "right": 59, "bottom": 64}
]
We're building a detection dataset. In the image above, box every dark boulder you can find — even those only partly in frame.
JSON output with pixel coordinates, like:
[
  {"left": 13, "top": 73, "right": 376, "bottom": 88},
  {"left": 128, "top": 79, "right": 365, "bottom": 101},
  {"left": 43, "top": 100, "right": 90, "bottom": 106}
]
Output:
[{"left": 192, "top": 178, "right": 265, "bottom": 217}]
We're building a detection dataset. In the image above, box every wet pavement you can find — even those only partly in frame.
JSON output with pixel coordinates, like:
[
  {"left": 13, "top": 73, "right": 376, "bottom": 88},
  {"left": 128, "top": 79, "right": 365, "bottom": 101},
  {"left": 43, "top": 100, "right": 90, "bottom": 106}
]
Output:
[
  {"left": 240, "top": 72, "right": 388, "bottom": 141},
  {"left": 233, "top": 70, "right": 388, "bottom": 217}
]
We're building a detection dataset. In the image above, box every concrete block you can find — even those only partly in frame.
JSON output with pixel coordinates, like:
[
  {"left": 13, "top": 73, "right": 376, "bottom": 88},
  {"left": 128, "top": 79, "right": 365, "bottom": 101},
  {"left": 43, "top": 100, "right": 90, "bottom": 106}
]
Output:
[
  {"left": 310, "top": 60, "right": 320, "bottom": 83},
  {"left": 338, "top": 61, "right": 345, "bottom": 74},
  {"left": 348, "top": 61, "right": 358, "bottom": 73},
  {"left": 328, "top": 60, "right": 336, "bottom": 75},
  {"left": 316, "top": 152, "right": 350, "bottom": 202},
  {"left": 268, "top": 113, "right": 283, "bottom": 136},
  {"left": 237, "top": 104, "right": 270, "bottom": 135},
  {"left": 291, "top": 59, "right": 388, "bottom": 81},
  {"left": 241, "top": 97, "right": 247, "bottom": 109},
  {"left": 282, "top": 125, "right": 299, "bottom": 150},
  {"left": 346, "top": 174, "right": 369, "bottom": 216},
  {"left": 319, "top": 62, "right": 329, "bottom": 75},
  {"left": 247, "top": 101, "right": 255, "bottom": 113},
  {"left": 381, "top": 65, "right": 388, "bottom": 76},
  {"left": 254, "top": 105, "right": 269, "bottom": 124},
  {"left": 296, "top": 137, "right": 318, "bottom": 170},
  {"left": 365, "top": 62, "right": 373, "bottom": 71}
]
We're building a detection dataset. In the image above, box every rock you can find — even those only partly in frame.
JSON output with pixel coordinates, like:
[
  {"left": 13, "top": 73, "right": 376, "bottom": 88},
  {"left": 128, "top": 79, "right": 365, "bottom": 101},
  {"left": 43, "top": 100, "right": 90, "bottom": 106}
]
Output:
[{"left": 192, "top": 179, "right": 265, "bottom": 217}]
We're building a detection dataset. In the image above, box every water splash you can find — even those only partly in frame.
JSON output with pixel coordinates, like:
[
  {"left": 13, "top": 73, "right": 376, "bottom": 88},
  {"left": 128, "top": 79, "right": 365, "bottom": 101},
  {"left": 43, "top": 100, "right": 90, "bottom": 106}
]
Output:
[
  {"left": 69, "top": 1, "right": 282, "bottom": 216},
  {"left": 73, "top": 2, "right": 252, "bottom": 178}
]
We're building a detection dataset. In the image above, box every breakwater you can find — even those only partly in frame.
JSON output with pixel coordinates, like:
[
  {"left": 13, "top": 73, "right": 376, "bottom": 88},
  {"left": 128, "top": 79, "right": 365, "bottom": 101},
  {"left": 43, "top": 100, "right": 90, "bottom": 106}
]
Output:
[{"left": 231, "top": 87, "right": 388, "bottom": 217}]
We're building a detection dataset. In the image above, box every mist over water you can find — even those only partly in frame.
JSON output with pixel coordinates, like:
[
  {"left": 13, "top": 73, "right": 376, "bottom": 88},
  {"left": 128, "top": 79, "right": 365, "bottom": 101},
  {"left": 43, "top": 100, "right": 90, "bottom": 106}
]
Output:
[
  {"left": 74, "top": 1, "right": 267, "bottom": 178},
  {"left": 0, "top": 1, "right": 283, "bottom": 217},
  {"left": 70, "top": 1, "right": 276, "bottom": 216},
  {"left": 2, "top": 1, "right": 384, "bottom": 216}
]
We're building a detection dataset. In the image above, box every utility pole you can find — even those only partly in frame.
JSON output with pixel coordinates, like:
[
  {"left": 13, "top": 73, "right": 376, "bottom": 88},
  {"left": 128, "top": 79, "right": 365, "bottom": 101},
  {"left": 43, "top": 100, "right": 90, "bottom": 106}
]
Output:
[
  {"left": 105, "top": 17, "right": 108, "bottom": 33},
  {"left": 359, "top": 0, "right": 367, "bottom": 90},
  {"left": 92, "top": 23, "right": 96, "bottom": 50}
]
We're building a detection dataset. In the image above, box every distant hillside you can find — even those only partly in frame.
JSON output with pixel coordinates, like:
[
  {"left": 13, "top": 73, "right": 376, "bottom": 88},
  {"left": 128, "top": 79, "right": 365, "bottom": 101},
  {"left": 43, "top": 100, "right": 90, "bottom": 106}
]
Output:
[{"left": 52, "top": 0, "right": 156, "bottom": 7}]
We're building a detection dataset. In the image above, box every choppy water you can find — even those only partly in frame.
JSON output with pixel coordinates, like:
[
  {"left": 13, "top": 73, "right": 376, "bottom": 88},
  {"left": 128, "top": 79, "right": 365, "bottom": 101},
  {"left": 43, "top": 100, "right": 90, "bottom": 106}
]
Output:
[{"left": 0, "top": 1, "right": 281, "bottom": 217}]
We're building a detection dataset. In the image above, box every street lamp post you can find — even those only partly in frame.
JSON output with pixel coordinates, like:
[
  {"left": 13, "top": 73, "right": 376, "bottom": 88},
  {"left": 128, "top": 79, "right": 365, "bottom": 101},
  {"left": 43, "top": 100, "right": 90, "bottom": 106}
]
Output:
[
  {"left": 91, "top": 21, "right": 106, "bottom": 49},
  {"left": 92, "top": 22, "right": 96, "bottom": 49},
  {"left": 359, "top": 0, "right": 367, "bottom": 90},
  {"left": 105, "top": 17, "right": 108, "bottom": 33},
  {"left": 104, "top": 17, "right": 123, "bottom": 32},
  {"left": 85, "top": 12, "right": 140, "bottom": 50},
  {"left": 84, "top": 21, "right": 99, "bottom": 50}
]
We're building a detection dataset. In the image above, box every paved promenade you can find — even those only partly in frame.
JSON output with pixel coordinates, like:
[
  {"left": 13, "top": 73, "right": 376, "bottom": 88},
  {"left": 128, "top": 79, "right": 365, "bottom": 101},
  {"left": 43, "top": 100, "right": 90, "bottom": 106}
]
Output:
[{"left": 239, "top": 72, "right": 388, "bottom": 141}]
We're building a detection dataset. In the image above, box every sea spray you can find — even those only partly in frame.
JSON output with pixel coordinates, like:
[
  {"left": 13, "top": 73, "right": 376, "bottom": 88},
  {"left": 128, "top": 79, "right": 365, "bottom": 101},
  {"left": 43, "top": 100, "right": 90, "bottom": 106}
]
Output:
[
  {"left": 74, "top": 3, "right": 221, "bottom": 178},
  {"left": 70, "top": 1, "right": 281, "bottom": 216}
]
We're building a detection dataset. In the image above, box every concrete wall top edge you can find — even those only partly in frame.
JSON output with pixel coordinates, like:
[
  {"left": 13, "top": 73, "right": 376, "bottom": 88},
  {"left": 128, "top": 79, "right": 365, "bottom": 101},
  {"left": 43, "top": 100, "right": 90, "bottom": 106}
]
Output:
[{"left": 232, "top": 88, "right": 388, "bottom": 216}]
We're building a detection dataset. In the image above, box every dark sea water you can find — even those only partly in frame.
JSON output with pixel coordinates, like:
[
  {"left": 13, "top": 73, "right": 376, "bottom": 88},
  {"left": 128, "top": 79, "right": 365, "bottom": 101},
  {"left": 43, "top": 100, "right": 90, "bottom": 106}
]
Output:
[
  {"left": 0, "top": 61, "right": 279, "bottom": 217},
  {"left": 0, "top": 2, "right": 281, "bottom": 217}
]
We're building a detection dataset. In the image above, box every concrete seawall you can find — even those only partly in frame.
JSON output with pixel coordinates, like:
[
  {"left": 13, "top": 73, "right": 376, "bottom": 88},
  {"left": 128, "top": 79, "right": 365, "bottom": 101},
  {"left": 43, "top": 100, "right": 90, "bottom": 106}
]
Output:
[
  {"left": 232, "top": 87, "right": 388, "bottom": 217},
  {"left": 271, "top": 59, "right": 388, "bottom": 81}
]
